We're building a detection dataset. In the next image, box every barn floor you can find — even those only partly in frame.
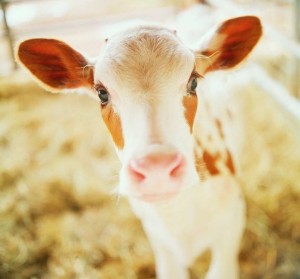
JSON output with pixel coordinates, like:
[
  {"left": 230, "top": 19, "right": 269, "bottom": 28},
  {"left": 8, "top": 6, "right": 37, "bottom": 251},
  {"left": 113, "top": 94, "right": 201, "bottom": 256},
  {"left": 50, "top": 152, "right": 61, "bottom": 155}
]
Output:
[{"left": 0, "top": 72, "right": 299, "bottom": 279}]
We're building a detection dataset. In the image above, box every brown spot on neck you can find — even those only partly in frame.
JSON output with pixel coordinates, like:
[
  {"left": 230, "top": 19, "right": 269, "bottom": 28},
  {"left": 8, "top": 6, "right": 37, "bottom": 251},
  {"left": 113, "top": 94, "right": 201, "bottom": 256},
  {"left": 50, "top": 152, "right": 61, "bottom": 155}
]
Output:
[
  {"left": 202, "top": 150, "right": 220, "bottom": 176},
  {"left": 195, "top": 140, "right": 236, "bottom": 177},
  {"left": 225, "top": 149, "right": 235, "bottom": 174}
]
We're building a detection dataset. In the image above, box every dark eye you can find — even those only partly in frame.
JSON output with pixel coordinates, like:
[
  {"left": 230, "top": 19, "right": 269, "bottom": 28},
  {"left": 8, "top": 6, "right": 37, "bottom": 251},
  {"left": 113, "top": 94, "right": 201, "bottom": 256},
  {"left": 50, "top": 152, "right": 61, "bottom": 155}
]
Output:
[
  {"left": 97, "top": 88, "right": 109, "bottom": 105},
  {"left": 187, "top": 76, "right": 198, "bottom": 94}
]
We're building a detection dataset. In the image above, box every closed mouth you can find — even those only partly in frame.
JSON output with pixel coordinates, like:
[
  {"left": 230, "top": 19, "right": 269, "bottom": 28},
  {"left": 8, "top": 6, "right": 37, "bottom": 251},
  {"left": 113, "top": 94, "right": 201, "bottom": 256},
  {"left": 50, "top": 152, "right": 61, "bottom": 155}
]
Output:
[{"left": 136, "top": 192, "right": 178, "bottom": 203}]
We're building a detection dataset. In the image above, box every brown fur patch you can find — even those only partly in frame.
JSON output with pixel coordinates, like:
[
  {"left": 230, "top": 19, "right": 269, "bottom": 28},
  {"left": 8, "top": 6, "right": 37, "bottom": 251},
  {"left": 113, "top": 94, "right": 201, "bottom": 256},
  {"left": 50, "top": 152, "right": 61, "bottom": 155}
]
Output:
[
  {"left": 196, "top": 144, "right": 236, "bottom": 176},
  {"left": 199, "top": 16, "right": 262, "bottom": 73},
  {"left": 225, "top": 150, "right": 235, "bottom": 174},
  {"left": 202, "top": 150, "right": 220, "bottom": 176},
  {"left": 183, "top": 95, "right": 197, "bottom": 132},
  {"left": 101, "top": 104, "right": 124, "bottom": 149},
  {"left": 18, "top": 39, "right": 93, "bottom": 90}
]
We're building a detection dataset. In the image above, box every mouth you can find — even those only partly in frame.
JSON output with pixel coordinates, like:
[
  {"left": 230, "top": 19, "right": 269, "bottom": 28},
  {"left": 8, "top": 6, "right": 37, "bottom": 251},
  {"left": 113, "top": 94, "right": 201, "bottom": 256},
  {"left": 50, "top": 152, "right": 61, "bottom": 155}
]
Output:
[{"left": 135, "top": 192, "right": 179, "bottom": 203}]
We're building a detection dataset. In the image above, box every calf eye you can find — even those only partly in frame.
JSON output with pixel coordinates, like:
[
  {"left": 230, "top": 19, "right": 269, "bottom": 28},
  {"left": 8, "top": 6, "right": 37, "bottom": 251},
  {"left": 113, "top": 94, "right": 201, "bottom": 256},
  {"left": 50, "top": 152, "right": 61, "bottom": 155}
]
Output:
[
  {"left": 97, "top": 88, "right": 109, "bottom": 105},
  {"left": 187, "top": 76, "right": 198, "bottom": 94}
]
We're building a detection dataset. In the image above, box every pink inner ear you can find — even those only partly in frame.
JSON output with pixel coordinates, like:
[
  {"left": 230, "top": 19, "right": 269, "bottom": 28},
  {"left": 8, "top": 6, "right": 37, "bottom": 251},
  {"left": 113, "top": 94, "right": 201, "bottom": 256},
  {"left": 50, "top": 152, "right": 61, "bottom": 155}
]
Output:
[
  {"left": 203, "top": 16, "right": 262, "bottom": 72},
  {"left": 18, "top": 39, "right": 93, "bottom": 90}
]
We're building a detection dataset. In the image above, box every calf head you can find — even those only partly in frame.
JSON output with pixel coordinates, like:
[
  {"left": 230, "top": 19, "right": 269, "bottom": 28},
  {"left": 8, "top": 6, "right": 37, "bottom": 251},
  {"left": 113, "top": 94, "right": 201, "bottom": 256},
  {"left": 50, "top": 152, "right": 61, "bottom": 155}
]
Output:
[{"left": 17, "top": 16, "right": 262, "bottom": 202}]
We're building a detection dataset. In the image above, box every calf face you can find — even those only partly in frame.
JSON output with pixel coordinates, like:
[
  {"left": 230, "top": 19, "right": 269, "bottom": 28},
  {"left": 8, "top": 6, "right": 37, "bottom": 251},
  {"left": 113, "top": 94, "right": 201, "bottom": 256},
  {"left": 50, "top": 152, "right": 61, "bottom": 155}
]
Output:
[{"left": 17, "top": 16, "right": 262, "bottom": 202}]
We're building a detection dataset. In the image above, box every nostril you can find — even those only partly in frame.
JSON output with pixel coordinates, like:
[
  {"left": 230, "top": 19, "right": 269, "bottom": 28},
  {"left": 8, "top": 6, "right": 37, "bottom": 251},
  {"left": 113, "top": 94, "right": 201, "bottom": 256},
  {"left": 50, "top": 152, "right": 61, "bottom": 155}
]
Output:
[
  {"left": 128, "top": 162, "right": 146, "bottom": 182},
  {"left": 170, "top": 155, "right": 185, "bottom": 177}
]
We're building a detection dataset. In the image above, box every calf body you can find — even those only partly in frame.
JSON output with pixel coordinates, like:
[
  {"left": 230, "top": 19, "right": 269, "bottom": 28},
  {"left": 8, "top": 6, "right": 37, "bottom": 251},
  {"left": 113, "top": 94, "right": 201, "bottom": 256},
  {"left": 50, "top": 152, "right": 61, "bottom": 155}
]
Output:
[{"left": 17, "top": 16, "right": 261, "bottom": 279}]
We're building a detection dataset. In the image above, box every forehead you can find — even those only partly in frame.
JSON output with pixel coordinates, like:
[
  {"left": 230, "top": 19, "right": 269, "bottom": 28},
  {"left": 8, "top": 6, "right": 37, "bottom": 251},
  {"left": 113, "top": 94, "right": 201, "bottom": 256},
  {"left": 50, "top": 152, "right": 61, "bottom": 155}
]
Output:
[{"left": 95, "top": 25, "right": 195, "bottom": 92}]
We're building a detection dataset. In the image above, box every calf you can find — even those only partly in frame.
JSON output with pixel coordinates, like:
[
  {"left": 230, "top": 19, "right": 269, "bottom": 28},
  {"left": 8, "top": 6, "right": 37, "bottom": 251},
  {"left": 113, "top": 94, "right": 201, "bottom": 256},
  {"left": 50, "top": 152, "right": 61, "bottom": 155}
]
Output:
[{"left": 17, "top": 16, "right": 262, "bottom": 279}]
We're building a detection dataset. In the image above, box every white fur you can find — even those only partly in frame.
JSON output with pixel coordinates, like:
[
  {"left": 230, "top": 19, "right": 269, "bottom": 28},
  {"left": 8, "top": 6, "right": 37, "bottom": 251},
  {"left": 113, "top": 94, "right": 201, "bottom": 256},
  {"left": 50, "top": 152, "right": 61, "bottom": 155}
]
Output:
[{"left": 130, "top": 176, "right": 245, "bottom": 279}]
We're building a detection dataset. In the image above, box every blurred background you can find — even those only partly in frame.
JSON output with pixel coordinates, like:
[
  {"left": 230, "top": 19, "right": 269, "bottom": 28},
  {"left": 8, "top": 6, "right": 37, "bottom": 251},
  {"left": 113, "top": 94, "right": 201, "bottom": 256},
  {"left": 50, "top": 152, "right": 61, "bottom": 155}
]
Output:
[{"left": 0, "top": 0, "right": 300, "bottom": 278}]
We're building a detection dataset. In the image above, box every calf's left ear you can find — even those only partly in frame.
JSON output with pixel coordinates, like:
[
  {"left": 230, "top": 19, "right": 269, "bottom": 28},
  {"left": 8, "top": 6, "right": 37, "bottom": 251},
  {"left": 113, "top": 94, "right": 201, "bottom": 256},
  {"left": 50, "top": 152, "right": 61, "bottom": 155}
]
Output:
[
  {"left": 16, "top": 39, "right": 94, "bottom": 93},
  {"left": 195, "top": 16, "right": 262, "bottom": 74}
]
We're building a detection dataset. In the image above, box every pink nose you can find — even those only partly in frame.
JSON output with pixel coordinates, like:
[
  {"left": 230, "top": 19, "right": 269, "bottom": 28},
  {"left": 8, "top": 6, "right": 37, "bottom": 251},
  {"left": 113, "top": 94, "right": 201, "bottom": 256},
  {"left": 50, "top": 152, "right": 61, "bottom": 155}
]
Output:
[{"left": 128, "top": 151, "right": 185, "bottom": 182}]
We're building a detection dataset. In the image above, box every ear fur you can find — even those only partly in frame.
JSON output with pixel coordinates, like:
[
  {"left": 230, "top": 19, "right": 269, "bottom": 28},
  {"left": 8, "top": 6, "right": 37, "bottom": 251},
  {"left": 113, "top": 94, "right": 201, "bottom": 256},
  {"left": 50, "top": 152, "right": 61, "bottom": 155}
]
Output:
[
  {"left": 16, "top": 39, "right": 94, "bottom": 93},
  {"left": 195, "top": 16, "right": 262, "bottom": 74}
]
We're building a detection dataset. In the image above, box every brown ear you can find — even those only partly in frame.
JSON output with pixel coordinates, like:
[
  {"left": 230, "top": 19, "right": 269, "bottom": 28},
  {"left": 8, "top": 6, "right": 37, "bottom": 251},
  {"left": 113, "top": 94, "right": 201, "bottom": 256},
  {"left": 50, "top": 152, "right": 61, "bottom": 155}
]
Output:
[
  {"left": 195, "top": 16, "right": 262, "bottom": 74},
  {"left": 17, "top": 39, "right": 94, "bottom": 92}
]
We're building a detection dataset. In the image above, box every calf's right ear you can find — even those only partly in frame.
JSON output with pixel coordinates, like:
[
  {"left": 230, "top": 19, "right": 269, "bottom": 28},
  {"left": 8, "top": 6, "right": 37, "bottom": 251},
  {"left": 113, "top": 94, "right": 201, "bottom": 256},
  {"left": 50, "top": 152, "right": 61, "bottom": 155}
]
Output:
[{"left": 16, "top": 39, "right": 94, "bottom": 93}]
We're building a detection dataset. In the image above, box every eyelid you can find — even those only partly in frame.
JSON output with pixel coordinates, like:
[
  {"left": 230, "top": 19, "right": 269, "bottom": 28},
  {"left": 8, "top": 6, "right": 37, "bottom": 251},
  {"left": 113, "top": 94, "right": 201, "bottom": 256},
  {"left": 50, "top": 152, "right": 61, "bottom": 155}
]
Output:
[
  {"left": 94, "top": 82, "right": 108, "bottom": 92},
  {"left": 191, "top": 70, "right": 203, "bottom": 79}
]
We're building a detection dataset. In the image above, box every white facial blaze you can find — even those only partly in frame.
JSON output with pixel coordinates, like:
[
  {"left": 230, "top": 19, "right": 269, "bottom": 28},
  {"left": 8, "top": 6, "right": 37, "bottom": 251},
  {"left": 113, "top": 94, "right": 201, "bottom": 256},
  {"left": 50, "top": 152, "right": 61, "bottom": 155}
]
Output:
[{"left": 114, "top": 85, "right": 198, "bottom": 196}]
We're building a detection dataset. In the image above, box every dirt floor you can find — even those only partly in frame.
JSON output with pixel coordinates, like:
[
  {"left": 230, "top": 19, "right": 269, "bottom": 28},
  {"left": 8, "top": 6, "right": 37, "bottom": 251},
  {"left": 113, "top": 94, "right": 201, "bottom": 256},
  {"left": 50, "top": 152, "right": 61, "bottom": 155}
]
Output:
[{"left": 0, "top": 69, "right": 299, "bottom": 279}]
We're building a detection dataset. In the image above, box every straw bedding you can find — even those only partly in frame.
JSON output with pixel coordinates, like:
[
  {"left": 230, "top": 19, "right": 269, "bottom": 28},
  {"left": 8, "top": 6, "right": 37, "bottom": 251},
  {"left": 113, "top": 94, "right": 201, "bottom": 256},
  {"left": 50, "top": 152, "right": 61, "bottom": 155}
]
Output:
[{"left": 0, "top": 76, "right": 299, "bottom": 278}]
